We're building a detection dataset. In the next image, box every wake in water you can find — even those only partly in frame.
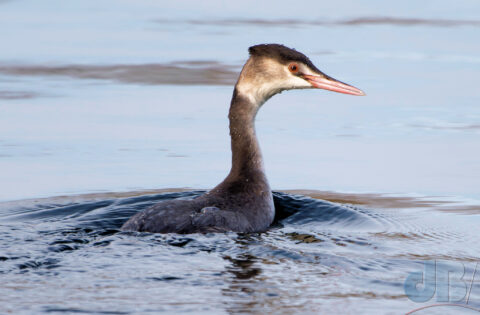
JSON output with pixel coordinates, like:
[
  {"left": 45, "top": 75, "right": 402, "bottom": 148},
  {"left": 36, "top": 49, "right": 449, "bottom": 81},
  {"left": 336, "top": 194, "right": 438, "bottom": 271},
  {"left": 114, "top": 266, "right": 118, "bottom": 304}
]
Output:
[
  {"left": 0, "top": 190, "right": 479, "bottom": 314},
  {"left": 0, "top": 191, "right": 384, "bottom": 276},
  {"left": 1, "top": 191, "right": 380, "bottom": 235}
]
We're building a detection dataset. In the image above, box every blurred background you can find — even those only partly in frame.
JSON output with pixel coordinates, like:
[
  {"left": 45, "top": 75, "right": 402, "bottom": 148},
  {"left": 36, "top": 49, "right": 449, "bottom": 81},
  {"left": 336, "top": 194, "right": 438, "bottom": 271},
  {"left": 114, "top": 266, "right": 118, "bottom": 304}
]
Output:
[
  {"left": 1, "top": 2, "right": 480, "bottom": 314},
  {"left": 1, "top": 0, "right": 479, "bottom": 202}
]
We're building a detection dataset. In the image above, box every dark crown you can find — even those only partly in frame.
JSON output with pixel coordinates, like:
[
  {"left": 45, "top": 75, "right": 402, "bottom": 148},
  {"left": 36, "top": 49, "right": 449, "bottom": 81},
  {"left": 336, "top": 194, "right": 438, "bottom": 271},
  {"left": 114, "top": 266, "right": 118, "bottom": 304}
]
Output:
[{"left": 248, "top": 44, "right": 320, "bottom": 73}]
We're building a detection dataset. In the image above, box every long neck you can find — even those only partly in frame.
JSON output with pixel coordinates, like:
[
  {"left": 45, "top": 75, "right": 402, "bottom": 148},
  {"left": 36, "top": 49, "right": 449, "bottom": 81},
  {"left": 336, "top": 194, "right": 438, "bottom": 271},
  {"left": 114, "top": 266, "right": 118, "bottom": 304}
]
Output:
[{"left": 228, "top": 89, "right": 265, "bottom": 179}]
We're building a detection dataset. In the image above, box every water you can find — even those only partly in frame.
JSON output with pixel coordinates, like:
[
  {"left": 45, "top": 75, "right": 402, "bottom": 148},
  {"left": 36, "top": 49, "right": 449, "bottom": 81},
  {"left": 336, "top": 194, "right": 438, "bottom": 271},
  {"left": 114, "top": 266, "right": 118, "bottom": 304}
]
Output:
[
  {"left": 1, "top": 0, "right": 480, "bottom": 313},
  {"left": 1, "top": 190, "right": 479, "bottom": 314}
]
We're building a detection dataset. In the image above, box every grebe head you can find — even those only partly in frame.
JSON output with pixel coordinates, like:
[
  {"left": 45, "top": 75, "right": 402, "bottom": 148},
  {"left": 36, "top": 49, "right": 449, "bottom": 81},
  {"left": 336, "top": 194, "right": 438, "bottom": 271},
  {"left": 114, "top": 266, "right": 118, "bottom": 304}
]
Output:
[{"left": 235, "top": 44, "right": 365, "bottom": 105}]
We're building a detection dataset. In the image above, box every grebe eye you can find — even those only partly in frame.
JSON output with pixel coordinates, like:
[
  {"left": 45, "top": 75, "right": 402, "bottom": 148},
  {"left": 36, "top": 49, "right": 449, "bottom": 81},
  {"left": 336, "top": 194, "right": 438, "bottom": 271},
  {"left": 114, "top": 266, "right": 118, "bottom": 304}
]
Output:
[{"left": 289, "top": 63, "right": 299, "bottom": 73}]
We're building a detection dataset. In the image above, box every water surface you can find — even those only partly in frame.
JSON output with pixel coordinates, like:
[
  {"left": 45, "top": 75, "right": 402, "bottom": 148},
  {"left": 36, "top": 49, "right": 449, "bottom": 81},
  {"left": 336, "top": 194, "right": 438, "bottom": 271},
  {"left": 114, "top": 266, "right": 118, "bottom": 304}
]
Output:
[
  {"left": 1, "top": 0, "right": 480, "bottom": 201},
  {"left": 1, "top": 0, "right": 480, "bottom": 313},
  {"left": 1, "top": 190, "right": 479, "bottom": 314}
]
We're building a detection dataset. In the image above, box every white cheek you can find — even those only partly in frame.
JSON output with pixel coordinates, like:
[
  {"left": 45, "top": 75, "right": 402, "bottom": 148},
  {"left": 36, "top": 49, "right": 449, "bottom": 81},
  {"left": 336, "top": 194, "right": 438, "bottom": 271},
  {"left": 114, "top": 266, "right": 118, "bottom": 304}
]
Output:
[
  {"left": 289, "top": 76, "right": 312, "bottom": 89},
  {"left": 237, "top": 80, "right": 280, "bottom": 105},
  {"left": 257, "top": 80, "right": 285, "bottom": 103}
]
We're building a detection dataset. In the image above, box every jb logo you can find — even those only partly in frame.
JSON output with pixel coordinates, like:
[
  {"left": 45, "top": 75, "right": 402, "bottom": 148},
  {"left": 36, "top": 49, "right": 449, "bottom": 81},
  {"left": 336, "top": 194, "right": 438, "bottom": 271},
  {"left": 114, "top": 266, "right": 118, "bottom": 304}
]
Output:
[{"left": 404, "top": 260, "right": 471, "bottom": 303}]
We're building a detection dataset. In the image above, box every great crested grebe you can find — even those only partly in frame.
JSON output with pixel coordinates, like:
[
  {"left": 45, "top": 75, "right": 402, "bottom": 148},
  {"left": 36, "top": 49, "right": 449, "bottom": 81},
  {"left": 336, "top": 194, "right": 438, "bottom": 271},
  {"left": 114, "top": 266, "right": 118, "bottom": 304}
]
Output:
[{"left": 121, "top": 44, "right": 364, "bottom": 233}]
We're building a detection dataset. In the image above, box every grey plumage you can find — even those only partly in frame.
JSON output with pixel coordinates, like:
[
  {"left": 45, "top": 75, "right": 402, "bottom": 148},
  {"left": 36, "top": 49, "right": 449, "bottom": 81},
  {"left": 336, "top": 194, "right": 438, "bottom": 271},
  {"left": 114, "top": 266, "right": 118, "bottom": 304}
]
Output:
[
  {"left": 122, "top": 91, "right": 274, "bottom": 233},
  {"left": 121, "top": 43, "right": 364, "bottom": 234}
]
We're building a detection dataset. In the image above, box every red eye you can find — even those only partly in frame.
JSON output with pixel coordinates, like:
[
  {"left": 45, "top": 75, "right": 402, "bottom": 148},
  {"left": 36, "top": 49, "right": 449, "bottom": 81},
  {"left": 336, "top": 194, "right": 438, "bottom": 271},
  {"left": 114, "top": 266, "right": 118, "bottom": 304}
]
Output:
[{"left": 288, "top": 63, "right": 299, "bottom": 73}]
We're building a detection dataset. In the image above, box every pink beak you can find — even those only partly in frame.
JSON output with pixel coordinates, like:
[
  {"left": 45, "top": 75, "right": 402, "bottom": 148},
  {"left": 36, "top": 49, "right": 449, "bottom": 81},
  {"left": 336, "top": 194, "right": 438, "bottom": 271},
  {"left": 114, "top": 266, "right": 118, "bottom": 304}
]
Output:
[{"left": 303, "top": 74, "right": 365, "bottom": 96}]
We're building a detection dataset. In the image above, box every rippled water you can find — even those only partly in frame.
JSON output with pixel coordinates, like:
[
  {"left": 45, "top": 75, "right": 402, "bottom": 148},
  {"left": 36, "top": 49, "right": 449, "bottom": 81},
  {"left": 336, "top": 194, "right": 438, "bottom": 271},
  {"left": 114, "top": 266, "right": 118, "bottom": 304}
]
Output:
[
  {"left": 1, "top": 190, "right": 479, "bottom": 314},
  {"left": 1, "top": 0, "right": 480, "bottom": 313}
]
